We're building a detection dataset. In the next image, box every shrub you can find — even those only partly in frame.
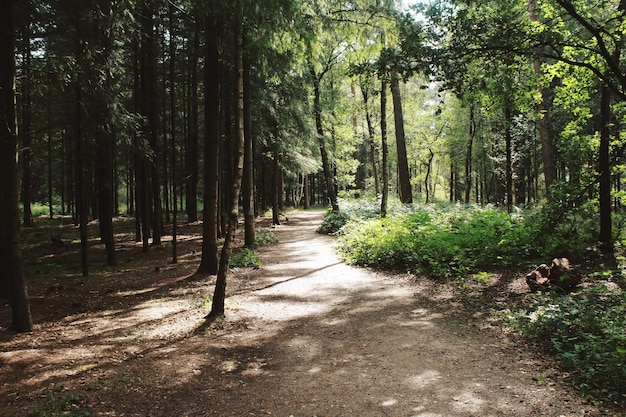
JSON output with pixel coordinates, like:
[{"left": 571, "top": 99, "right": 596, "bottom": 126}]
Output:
[
  {"left": 230, "top": 248, "right": 261, "bottom": 269},
  {"left": 506, "top": 286, "right": 626, "bottom": 401},
  {"left": 337, "top": 205, "right": 548, "bottom": 278},
  {"left": 317, "top": 210, "right": 350, "bottom": 235}
]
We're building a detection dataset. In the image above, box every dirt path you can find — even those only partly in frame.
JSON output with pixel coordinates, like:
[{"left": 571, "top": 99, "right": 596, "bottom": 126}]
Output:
[{"left": 1, "top": 210, "right": 610, "bottom": 416}]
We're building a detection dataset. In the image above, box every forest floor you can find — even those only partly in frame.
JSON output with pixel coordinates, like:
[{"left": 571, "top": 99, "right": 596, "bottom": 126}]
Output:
[{"left": 0, "top": 209, "right": 623, "bottom": 416}]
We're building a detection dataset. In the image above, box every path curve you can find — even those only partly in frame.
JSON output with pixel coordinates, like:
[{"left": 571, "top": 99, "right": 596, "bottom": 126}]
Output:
[{"left": 207, "top": 210, "right": 598, "bottom": 416}]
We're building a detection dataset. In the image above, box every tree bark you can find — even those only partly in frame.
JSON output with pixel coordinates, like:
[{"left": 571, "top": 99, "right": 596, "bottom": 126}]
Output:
[
  {"left": 361, "top": 85, "right": 380, "bottom": 195},
  {"left": 208, "top": 0, "right": 245, "bottom": 320},
  {"left": 505, "top": 103, "right": 513, "bottom": 211},
  {"left": 598, "top": 84, "right": 613, "bottom": 251},
  {"left": 390, "top": 72, "right": 412, "bottom": 204},
  {"left": 465, "top": 104, "right": 476, "bottom": 204},
  {"left": 185, "top": 15, "right": 200, "bottom": 223},
  {"left": 309, "top": 64, "right": 339, "bottom": 212},
  {"left": 198, "top": 5, "right": 220, "bottom": 275},
  {"left": 243, "top": 52, "right": 256, "bottom": 246},
  {"left": 140, "top": 0, "right": 162, "bottom": 246},
  {"left": 20, "top": 16, "right": 33, "bottom": 228},
  {"left": 0, "top": 0, "right": 33, "bottom": 332},
  {"left": 380, "top": 79, "right": 389, "bottom": 218},
  {"left": 528, "top": 0, "right": 557, "bottom": 200}
]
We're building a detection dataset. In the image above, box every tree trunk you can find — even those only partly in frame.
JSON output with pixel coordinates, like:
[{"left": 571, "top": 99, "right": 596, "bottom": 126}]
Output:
[
  {"left": 361, "top": 85, "right": 380, "bottom": 195},
  {"left": 309, "top": 64, "right": 339, "bottom": 212},
  {"left": 208, "top": 0, "right": 245, "bottom": 320},
  {"left": 504, "top": 103, "right": 513, "bottom": 211},
  {"left": 528, "top": 0, "right": 557, "bottom": 199},
  {"left": 198, "top": 5, "right": 220, "bottom": 275},
  {"left": 380, "top": 79, "right": 389, "bottom": 218},
  {"left": 0, "top": 0, "right": 33, "bottom": 332},
  {"left": 94, "top": 0, "right": 117, "bottom": 266},
  {"left": 598, "top": 84, "right": 613, "bottom": 251},
  {"left": 465, "top": 104, "right": 476, "bottom": 204},
  {"left": 243, "top": 52, "right": 255, "bottom": 246},
  {"left": 390, "top": 72, "right": 412, "bottom": 204},
  {"left": 185, "top": 15, "right": 200, "bottom": 223},
  {"left": 272, "top": 143, "right": 281, "bottom": 226},
  {"left": 140, "top": 0, "right": 162, "bottom": 246},
  {"left": 169, "top": 1, "right": 178, "bottom": 263},
  {"left": 20, "top": 19, "right": 33, "bottom": 228}
]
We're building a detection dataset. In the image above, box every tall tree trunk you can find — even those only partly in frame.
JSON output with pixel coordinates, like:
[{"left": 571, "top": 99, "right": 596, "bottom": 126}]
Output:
[
  {"left": 0, "top": 0, "right": 33, "bottom": 332},
  {"left": 186, "top": 15, "right": 200, "bottom": 223},
  {"left": 198, "top": 5, "right": 220, "bottom": 275},
  {"left": 94, "top": 0, "right": 117, "bottom": 267},
  {"left": 528, "top": 0, "right": 557, "bottom": 199},
  {"left": 505, "top": 103, "right": 513, "bottom": 211},
  {"left": 465, "top": 104, "right": 476, "bottom": 204},
  {"left": 243, "top": 52, "right": 255, "bottom": 246},
  {"left": 598, "top": 84, "right": 613, "bottom": 251},
  {"left": 390, "top": 71, "right": 412, "bottom": 204},
  {"left": 272, "top": 140, "right": 281, "bottom": 226},
  {"left": 380, "top": 79, "right": 389, "bottom": 218},
  {"left": 208, "top": 0, "right": 245, "bottom": 320},
  {"left": 361, "top": 85, "right": 380, "bottom": 195},
  {"left": 169, "top": 1, "right": 178, "bottom": 263},
  {"left": 140, "top": 0, "right": 162, "bottom": 246},
  {"left": 75, "top": 83, "right": 89, "bottom": 276},
  {"left": 309, "top": 64, "right": 339, "bottom": 212},
  {"left": 21, "top": 15, "right": 33, "bottom": 227}
]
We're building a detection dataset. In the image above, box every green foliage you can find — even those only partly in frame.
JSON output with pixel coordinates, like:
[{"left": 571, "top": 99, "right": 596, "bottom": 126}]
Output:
[
  {"left": 30, "top": 386, "right": 91, "bottom": 417},
  {"left": 317, "top": 210, "right": 350, "bottom": 235},
  {"left": 254, "top": 228, "right": 279, "bottom": 247},
  {"left": 230, "top": 248, "right": 262, "bottom": 269},
  {"left": 337, "top": 204, "right": 540, "bottom": 278},
  {"left": 506, "top": 287, "right": 626, "bottom": 402}
]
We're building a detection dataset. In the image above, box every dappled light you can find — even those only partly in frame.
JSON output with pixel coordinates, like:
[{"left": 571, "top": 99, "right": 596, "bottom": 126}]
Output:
[{"left": 0, "top": 211, "right": 608, "bottom": 416}]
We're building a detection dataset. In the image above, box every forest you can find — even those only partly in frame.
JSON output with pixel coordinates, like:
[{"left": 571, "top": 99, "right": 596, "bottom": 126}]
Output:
[{"left": 1, "top": 0, "right": 626, "bottom": 414}]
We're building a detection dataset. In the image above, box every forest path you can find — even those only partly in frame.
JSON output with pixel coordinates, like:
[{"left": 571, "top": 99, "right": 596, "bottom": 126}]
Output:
[
  {"left": 161, "top": 209, "right": 597, "bottom": 417},
  {"left": 1, "top": 210, "right": 605, "bottom": 416}
]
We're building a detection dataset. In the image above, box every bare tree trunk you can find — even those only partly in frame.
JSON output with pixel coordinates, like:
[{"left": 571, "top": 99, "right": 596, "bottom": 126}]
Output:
[
  {"left": 505, "top": 104, "right": 513, "bottom": 211},
  {"left": 243, "top": 52, "right": 255, "bottom": 246},
  {"left": 186, "top": 15, "right": 200, "bottom": 223},
  {"left": 309, "top": 64, "right": 339, "bottom": 212},
  {"left": 465, "top": 104, "right": 476, "bottom": 204},
  {"left": 198, "top": 5, "right": 220, "bottom": 275},
  {"left": 0, "top": 0, "right": 33, "bottom": 332},
  {"left": 380, "top": 79, "right": 389, "bottom": 218},
  {"left": 20, "top": 15, "right": 33, "bottom": 227},
  {"left": 599, "top": 84, "right": 613, "bottom": 251},
  {"left": 140, "top": 0, "right": 162, "bottom": 246},
  {"left": 361, "top": 85, "right": 380, "bottom": 195},
  {"left": 528, "top": 0, "right": 557, "bottom": 199},
  {"left": 208, "top": 0, "right": 245, "bottom": 320},
  {"left": 390, "top": 71, "right": 412, "bottom": 204}
]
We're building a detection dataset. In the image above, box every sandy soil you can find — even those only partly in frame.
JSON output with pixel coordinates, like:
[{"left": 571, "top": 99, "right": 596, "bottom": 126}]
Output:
[{"left": 0, "top": 210, "right": 619, "bottom": 416}]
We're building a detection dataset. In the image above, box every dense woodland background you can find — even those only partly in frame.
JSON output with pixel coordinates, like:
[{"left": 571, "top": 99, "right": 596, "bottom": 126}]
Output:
[{"left": 2, "top": 1, "right": 626, "bottom": 397}]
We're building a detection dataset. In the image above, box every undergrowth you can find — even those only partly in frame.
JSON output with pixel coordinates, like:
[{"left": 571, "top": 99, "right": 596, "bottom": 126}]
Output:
[
  {"left": 506, "top": 286, "right": 626, "bottom": 402},
  {"left": 30, "top": 385, "right": 91, "bottom": 417}
]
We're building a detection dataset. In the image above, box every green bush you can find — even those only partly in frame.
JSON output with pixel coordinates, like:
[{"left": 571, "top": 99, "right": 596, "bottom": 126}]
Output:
[
  {"left": 506, "top": 287, "right": 626, "bottom": 401},
  {"left": 254, "top": 228, "right": 278, "bottom": 247},
  {"left": 317, "top": 210, "right": 350, "bottom": 235},
  {"left": 230, "top": 248, "right": 261, "bottom": 269},
  {"left": 337, "top": 205, "right": 547, "bottom": 278}
]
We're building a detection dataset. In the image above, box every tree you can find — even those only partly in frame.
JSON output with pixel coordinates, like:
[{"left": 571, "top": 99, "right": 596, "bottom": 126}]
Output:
[
  {"left": 198, "top": 3, "right": 221, "bottom": 276},
  {"left": 207, "top": 0, "right": 245, "bottom": 320},
  {"left": 0, "top": 0, "right": 33, "bottom": 332}
]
